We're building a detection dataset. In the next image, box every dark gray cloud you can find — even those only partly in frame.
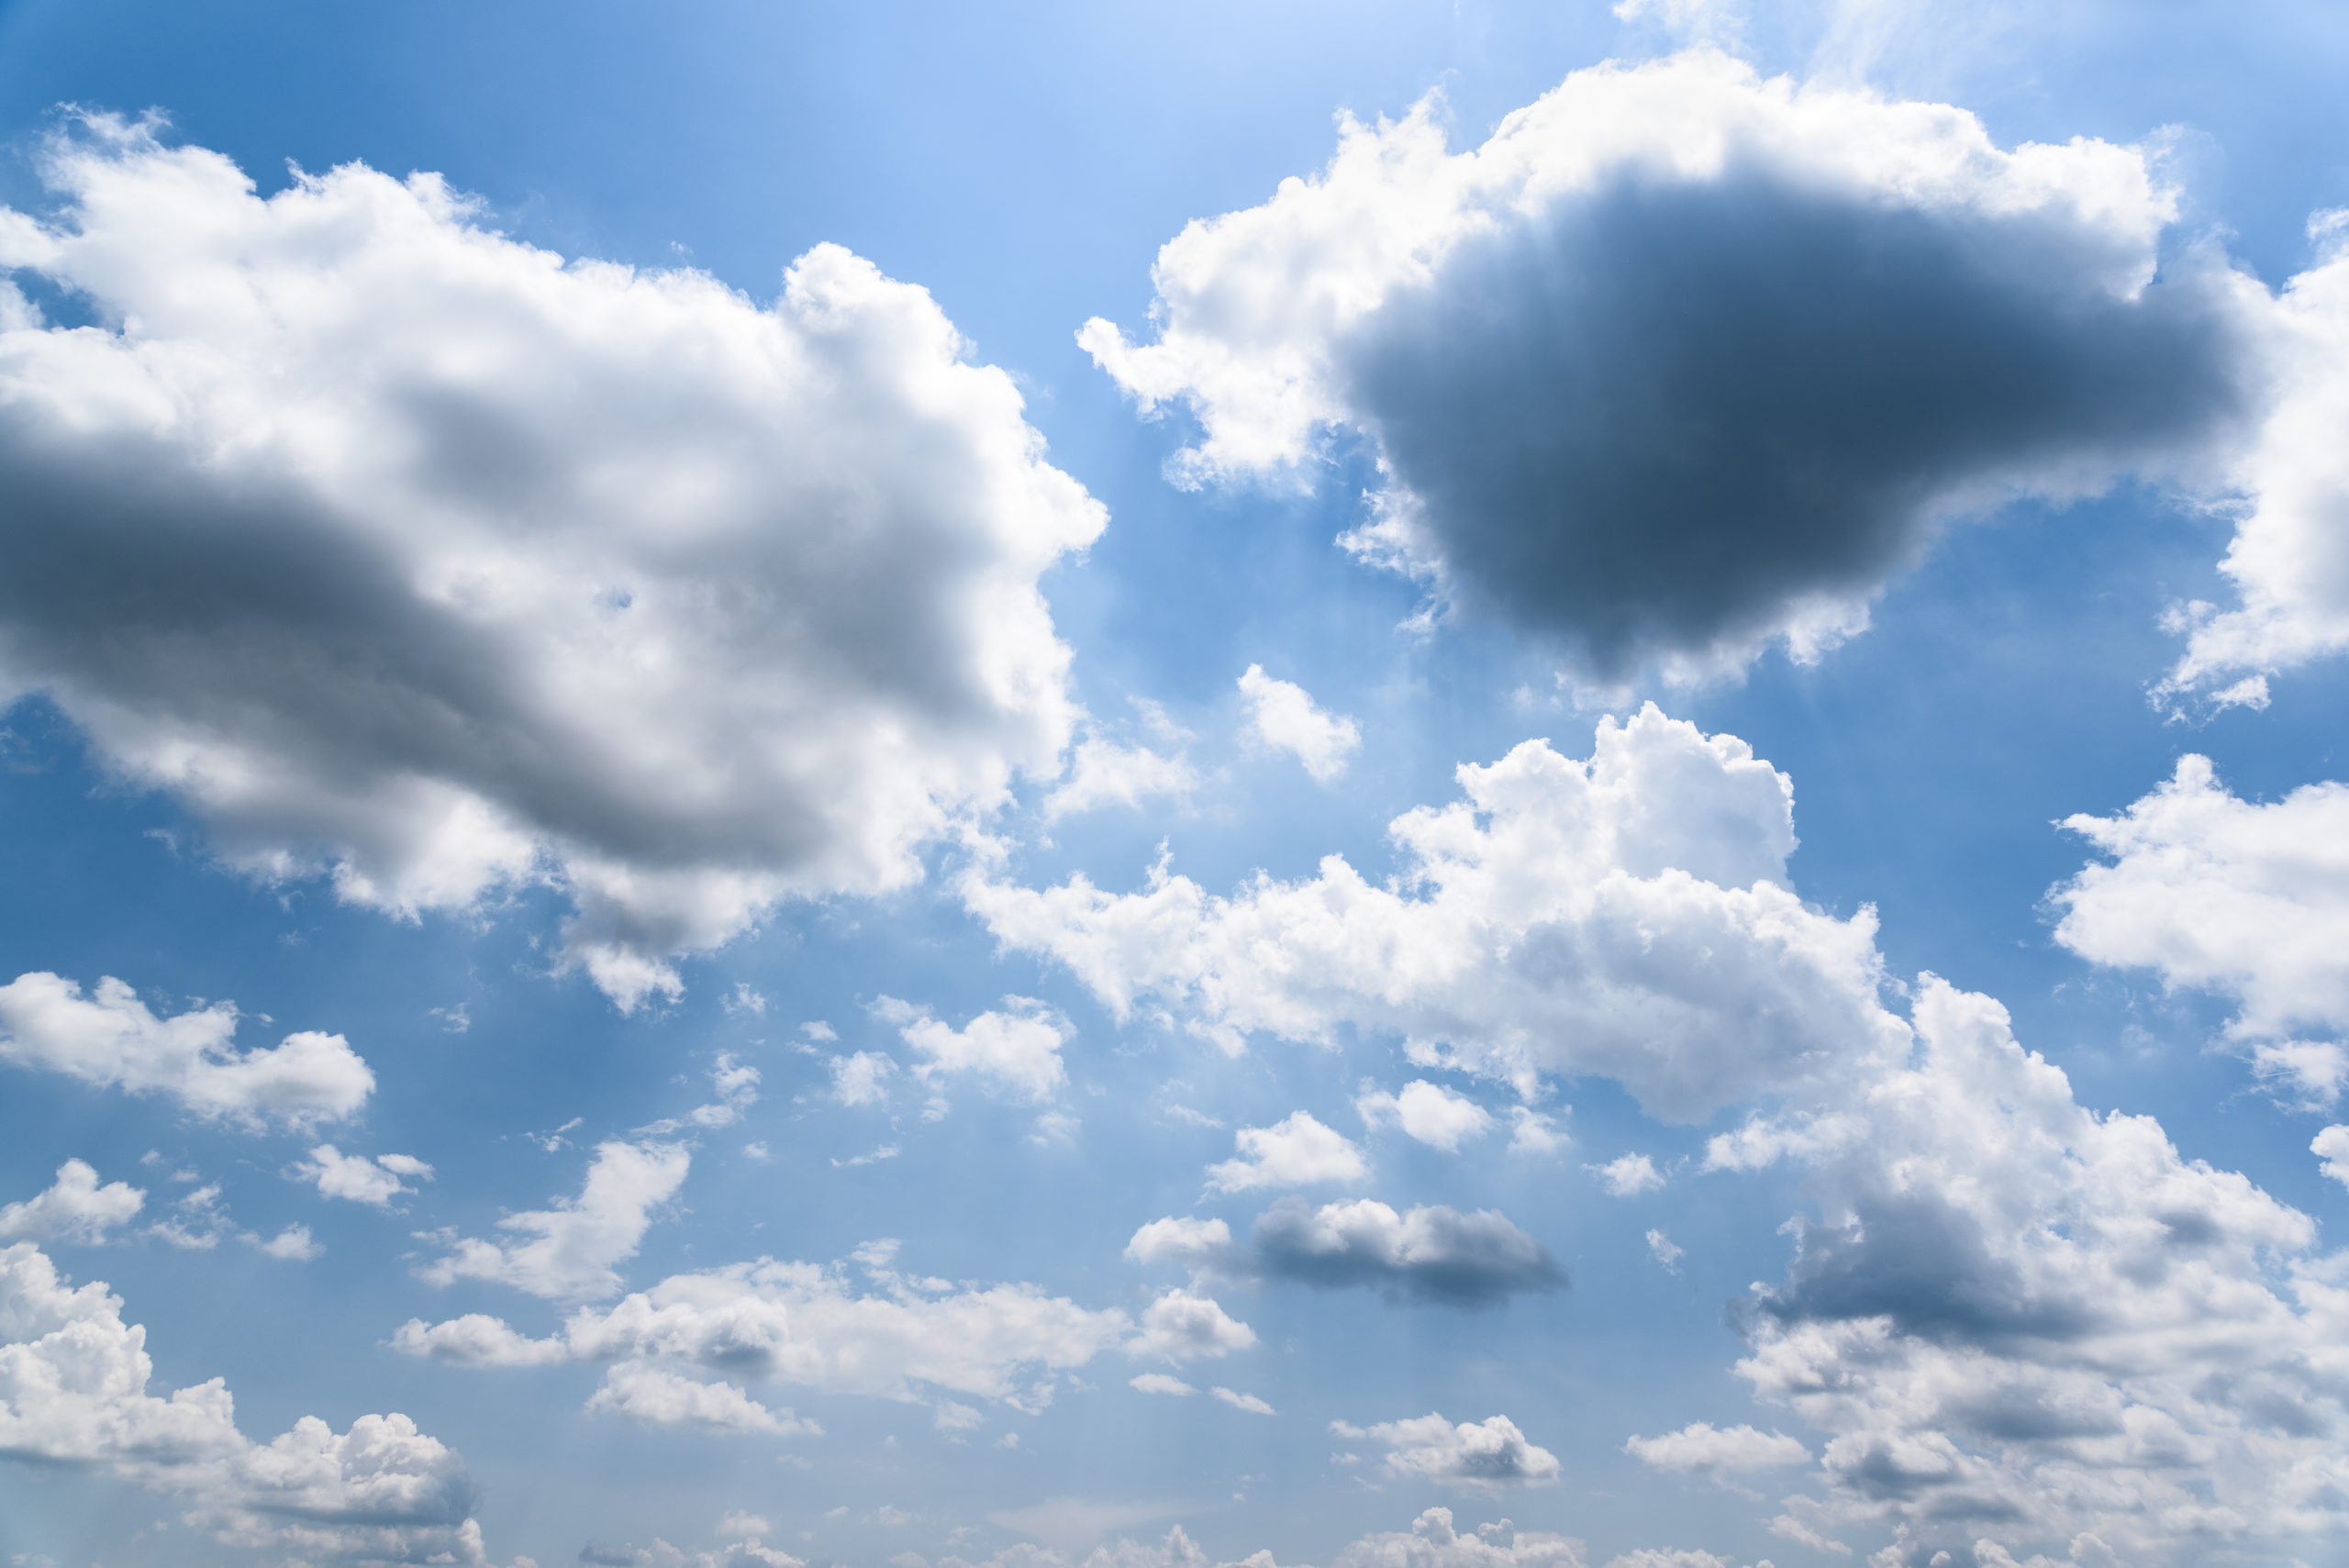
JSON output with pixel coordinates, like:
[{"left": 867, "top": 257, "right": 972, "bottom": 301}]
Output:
[
  {"left": 1341, "top": 170, "right": 2245, "bottom": 676},
  {"left": 1250, "top": 1197, "right": 1565, "bottom": 1307}
]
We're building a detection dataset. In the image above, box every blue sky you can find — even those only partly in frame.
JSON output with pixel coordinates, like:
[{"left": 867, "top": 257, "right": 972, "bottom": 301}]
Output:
[{"left": 3, "top": 4, "right": 2349, "bottom": 1567}]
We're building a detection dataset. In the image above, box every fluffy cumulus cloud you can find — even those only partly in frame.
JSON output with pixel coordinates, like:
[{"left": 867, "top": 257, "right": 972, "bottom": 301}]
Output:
[
  {"left": 0, "top": 117, "right": 1106, "bottom": 1008},
  {"left": 1590, "top": 1154, "right": 1665, "bottom": 1196},
  {"left": 1357, "top": 1081, "right": 1493, "bottom": 1151},
  {"left": 1624, "top": 1423, "right": 1810, "bottom": 1477},
  {"left": 0, "top": 971, "right": 373, "bottom": 1129},
  {"left": 420, "top": 1140, "right": 689, "bottom": 1301},
  {"left": 1252, "top": 1199, "right": 1564, "bottom": 1307},
  {"left": 967, "top": 705, "right": 1903, "bottom": 1118},
  {"left": 2053, "top": 755, "right": 2349, "bottom": 1101},
  {"left": 1707, "top": 978, "right": 2349, "bottom": 1562},
  {"left": 1130, "top": 1289, "right": 1259, "bottom": 1361},
  {"left": 0, "top": 1241, "right": 489, "bottom": 1562},
  {"left": 1206, "top": 1111, "right": 1371, "bottom": 1193},
  {"left": 1332, "top": 1414, "right": 1563, "bottom": 1492},
  {"left": 1084, "top": 51, "right": 2247, "bottom": 678},
  {"left": 395, "top": 1244, "right": 1134, "bottom": 1421},
  {"left": 293, "top": 1144, "right": 435, "bottom": 1207},
  {"left": 878, "top": 996, "right": 1072, "bottom": 1103},
  {"left": 1237, "top": 665, "right": 1360, "bottom": 782},
  {"left": 0, "top": 1160, "right": 144, "bottom": 1244},
  {"left": 1329, "top": 1509, "right": 1586, "bottom": 1568},
  {"left": 2160, "top": 215, "right": 2349, "bottom": 706}
]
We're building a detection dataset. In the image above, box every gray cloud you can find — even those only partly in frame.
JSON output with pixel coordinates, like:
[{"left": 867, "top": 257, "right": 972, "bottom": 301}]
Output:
[{"left": 1251, "top": 1197, "right": 1564, "bottom": 1307}]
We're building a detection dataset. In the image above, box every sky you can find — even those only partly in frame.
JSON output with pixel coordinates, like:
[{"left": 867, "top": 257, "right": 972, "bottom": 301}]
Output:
[{"left": 1, "top": 3, "right": 2348, "bottom": 1567}]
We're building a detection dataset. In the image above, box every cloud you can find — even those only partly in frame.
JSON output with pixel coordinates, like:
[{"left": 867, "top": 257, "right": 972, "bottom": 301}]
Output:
[
  {"left": 1252, "top": 1198, "right": 1564, "bottom": 1307},
  {"left": 2053, "top": 755, "right": 2349, "bottom": 1101},
  {"left": 831, "top": 1051, "right": 899, "bottom": 1107},
  {"left": 1237, "top": 666, "right": 1360, "bottom": 783},
  {"left": 879, "top": 996, "right": 1071, "bottom": 1103},
  {"left": 1206, "top": 1112, "right": 1369, "bottom": 1193},
  {"left": 293, "top": 1144, "right": 435, "bottom": 1207},
  {"left": 0, "top": 116, "right": 1105, "bottom": 1008},
  {"left": 419, "top": 1140, "right": 689, "bottom": 1301},
  {"left": 967, "top": 706, "right": 1901, "bottom": 1119},
  {"left": 0, "top": 971, "right": 373, "bottom": 1129},
  {"left": 585, "top": 1362, "right": 820, "bottom": 1437},
  {"left": 1124, "top": 1217, "right": 1239, "bottom": 1273},
  {"left": 1624, "top": 1423, "right": 1810, "bottom": 1475},
  {"left": 248, "top": 1223, "right": 322, "bottom": 1261},
  {"left": 397, "top": 1243, "right": 1132, "bottom": 1415},
  {"left": 1044, "top": 738, "right": 1198, "bottom": 820},
  {"left": 1644, "top": 1229, "right": 1684, "bottom": 1274},
  {"left": 1210, "top": 1387, "right": 1275, "bottom": 1416},
  {"left": 0, "top": 1159, "right": 143, "bottom": 1244},
  {"left": 2317, "top": 1126, "right": 2349, "bottom": 1189},
  {"left": 1329, "top": 1509, "right": 1586, "bottom": 1568},
  {"left": 1589, "top": 1153, "right": 1664, "bottom": 1196},
  {"left": 1358, "top": 1081, "right": 1493, "bottom": 1152},
  {"left": 1130, "top": 1290, "right": 1258, "bottom": 1361},
  {"left": 1130, "top": 1373, "right": 1196, "bottom": 1397},
  {"left": 1332, "top": 1414, "right": 1562, "bottom": 1492},
  {"left": 2160, "top": 216, "right": 2349, "bottom": 706},
  {"left": 0, "top": 1240, "right": 490, "bottom": 1563},
  {"left": 1083, "top": 52, "right": 2246, "bottom": 680}
]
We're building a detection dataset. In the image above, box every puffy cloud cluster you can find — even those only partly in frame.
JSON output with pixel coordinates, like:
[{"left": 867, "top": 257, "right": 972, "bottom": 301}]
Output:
[
  {"left": 1623, "top": 1423, "right": 1810, "bottom": 1478},
  {"left": 2053, "top": 755, "right": 2349, "bottom": 1101},
  {"left": 1330, "top": 1414, "right": 1563, "bottom": 1492},
  {"left": 294, "top": 1144, "right": 436, "bottom": 1207},
  {"left": 1329, "top": 1510, "right": 1585, "bottom": 1568},
  {"left": 394, "top": 1242, "right": 1217, "bottom": 1431},
  {"left": 879, "top": 996, "right": 1073, "bottom": 1103},
  {"left": 0, "top": 1159, "right": 143, "bottom": 1244},
  {"left": 0, "top": 971, "right": 373, "bottom": 1129},
  {"left": 1709, "top": 979, "right": 2349, "bottom": 1562},
  {"left": 0, "top": 117, "right": 1105, "bottom": 1007},
  {"left": 968, "top": 705, "right": 1902, "bottom": 1118},
  {"left": 1084, "top": 51, "right": 2247, "bottom": 678},
  {"left": 1357, "top": 1081, "right": 1494, "bottom": 1152},
  {"left": 1237, "top": 666, "right": 1360, "bottom": 782},
  {"left": 0, "top": 1241, "right": 488, "bottom": 1562},
  {"left": 420, "top": 1140, "right": 689, "bottom": 1301},
  {"left": 1207, "top": 1112, "right": 1370, "bottom": 1193}
]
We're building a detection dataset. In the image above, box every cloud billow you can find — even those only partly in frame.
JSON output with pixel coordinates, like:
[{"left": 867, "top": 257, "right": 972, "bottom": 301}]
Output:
[{"left": 1253, "top": 1198, "right": 1565, "bottom": 1307}]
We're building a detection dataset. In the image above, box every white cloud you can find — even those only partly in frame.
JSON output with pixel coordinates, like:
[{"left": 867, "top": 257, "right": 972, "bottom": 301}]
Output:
[
  {"left": 1124, "top": 1216, "right": 1238, "bottom": 1273},
  {"left": 1329, "top": 1509, "right": 1586, "bottom": 1568},
  {"left": 1508, "top": 1108, "right": 1569, "bottom": 1156},
  {"left": 247, "top": 1224, "right": 322, "bottom": 1262},
  {"left": 1333, "top": 1414, "right": 1562, "bottom": 1492},
  {"left": 293, "top": 1143, "right": 435, "bottom": 1207},
  {"left": 1130, "top": 1290, "right": 1257, "bottom": 1361},
  {"left": 0, "top": 1240, "right": 489, "bottom": 1562},
  {"left": 1589, "top": 1153, "right": 1664, "bottom": 1196},
  {"left": 718, "top": 1512, "right": 773, "bottom": 1541},
  {"left": 1644, "top": 1229, "right": 1684, "bottom": 1274},
  {"left": 1083, "top": 52, "right": 2246, "bottom": 680},
  {"left": 1358, "top": 1081, "right": 1492, "bottom": 1152},
  {"left": 880, "top": 996, "right": 1071, "bottom": 1103},
  {"left": 0, "top": 971, "right": 373, "bottom": 1130},
  {"left": 967, "top": 706, "right": 1901, "bottom": 1118},
  {"left": 1253, "top": 1199, "right": 1563, "bottom": 1307},
  {"left": 831, "top": 1051, "right": 899, "bottom": 1107},
  {"left": 1210, "top": 1387, "right": 1275, "bottom": 1416},
  {"left": 2314, "top": 1126, "right": 2349, "bottom": 1190},
  {"left": 1624, "top": 1423, "right": 1810, "bottom": 1475},
  {"left": 397, "top": 1244, "right": 1132, "bottom": 1415},
  {"left": 0, "top": 117, "right": 1105, "bottom": 1008},
  {"left": 586, "top": 1362, "right": 819, "bottom": 1437},
  {"left": 1206, "top": 1111, "right": 1369, "bottom": 1193},
  {"left": 1044, "top": 738, "right": 1198, "bottom": 820},
  {"left": 2161, "top": 217, "right": 2349, "bottom": 705},
  {"left": 2054, "top": 756, "right": 2349, "bottom": 1101},
  {"left": 1130, "top": 1373, "right": 1196, "bottom": 1397},
  {"left": 419, "top": 1140, "right": 689, "bottom": 1301},
  {"left": 1237, "top": 666, "right": 1360, "bottom": 783},
  {"left": 0, "top": 1160, "right": 143, "bottom": 1244}
]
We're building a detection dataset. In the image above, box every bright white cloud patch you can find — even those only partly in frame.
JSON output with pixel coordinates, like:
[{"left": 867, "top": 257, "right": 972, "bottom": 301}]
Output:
[
  {"left": 420, "top": 1140, "right": 688, "bottom": 1301},
  {"left": 1130, "top": 1373, "right": 1196, "bottom": 1397},
  {"left": 1043, "top": 737, "right": 1198, "bottom": 820},
  {"left": 1084, "top": 51, "right": 2246, "bottom": 679},
  {"left": 1624, "top": 1423, "right": 1809, "bottom": 1476},
  {"left": 1206, "top": 1111, "right": 1369, "bottom": 1193},
  {"left": 1211, "top": 1386, "right": 1275, "bottom": 1415},
  {"left": 0, "top": 117, "right": 1106, "bottom": 1008},
  {"left": 0, "top": 971, "right": 373, "bottom": 1129},
  {"left": 1237, "top": 665, "right": 1360, "bottom": 782},
  {"left": 967, "top": 706, "right": 1901, "bottom": 1118},
  {"left": 830, "top": 1051, "right": 899, "bottom": 1107},
  {"left": 2054, "top": 755, "right": 2349, "bottom": 1101},
  {"left": 0, "top": 1241, "right": 488, "bottom": 1562},
  {"left": 2313, "top": 1126, "right": 2349, "bottom": 1190},
  {"left": 293, "top": 1144, "right": 434, "bottom": 1207},
  {"left": 879, "top": 996, "right": 1071, "bottom": 1103},
  {"left": 586, "top": 1362, "right": 820, "bottom": 1437},
  {"left": 0, "top": 1160, "right": 143, "bottom": 1244},
  {"left": 1333, "top": 1414, "right": 1562, "bottom": 1492},
  {"left": 1130, "top": 1290, "right": 1258, "bottom": 1361},
  {"left": 1358, "top": 1081, "right": 1492, "bottom": 1151},
  {"left": 1590, "top": 1154, "right": 1664, "bottom": 1196}
]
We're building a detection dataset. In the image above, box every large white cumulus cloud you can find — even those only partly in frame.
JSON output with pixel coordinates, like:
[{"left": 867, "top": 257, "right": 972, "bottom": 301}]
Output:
[
  {"left": 966, "top": 704, "right": 1902, "bottom": 1118},
  {"left": 0, "top": 1240, "right": 489, "bottom": 1563},
  {"left": 0, "top": 116, "right": 1106, "bottom": 1006},
  {"left": 1083, "top": 51, "right": 2247, "bottom": 678}
]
